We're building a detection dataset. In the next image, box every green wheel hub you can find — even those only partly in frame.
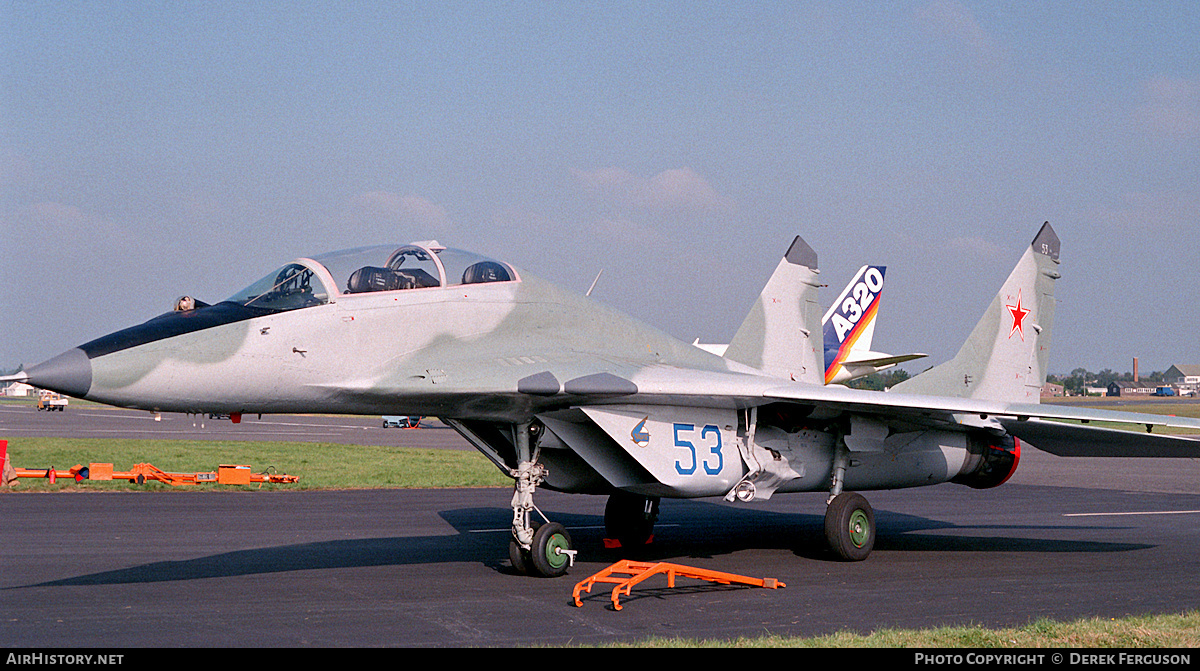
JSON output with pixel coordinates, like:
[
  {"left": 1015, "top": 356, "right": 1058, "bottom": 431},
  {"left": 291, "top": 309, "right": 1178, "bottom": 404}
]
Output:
[
  {"left": 848, "top": 509, "right": 871, "bottom": 548},
  {"left": 530, "top": 522, "right": 574, "bottom": 577},
  {"left": 544, "top": 532, "right": 570, "bottom": 569},
  {"left": 825, "top": 492, "right": 875, "bottom": 561}
]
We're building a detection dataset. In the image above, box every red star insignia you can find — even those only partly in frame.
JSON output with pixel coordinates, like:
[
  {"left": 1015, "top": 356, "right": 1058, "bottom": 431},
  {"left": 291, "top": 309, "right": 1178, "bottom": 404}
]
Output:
[{"left": 1006, "top": 290, "right": 1031, "bottom": 341}]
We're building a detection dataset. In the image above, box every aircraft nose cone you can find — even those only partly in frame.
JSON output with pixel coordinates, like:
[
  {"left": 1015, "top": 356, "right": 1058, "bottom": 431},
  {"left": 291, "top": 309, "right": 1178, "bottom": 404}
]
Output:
[{"left": 25, "top": 348, "right": 93, "bottom": 399}]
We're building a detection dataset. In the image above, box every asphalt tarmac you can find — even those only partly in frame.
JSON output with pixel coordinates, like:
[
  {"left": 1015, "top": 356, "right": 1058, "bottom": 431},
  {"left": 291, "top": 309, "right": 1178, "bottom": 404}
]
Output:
[
  {"left": 0, "top": 401, "right": 468, "bottom": 449},
  {"left": 2, "top": 401, "right": 1200, "bottom": 647}
]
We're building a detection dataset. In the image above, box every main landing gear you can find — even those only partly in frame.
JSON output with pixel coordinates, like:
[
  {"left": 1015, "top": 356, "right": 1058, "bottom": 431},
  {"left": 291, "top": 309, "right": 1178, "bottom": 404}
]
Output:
[
  {"left": 603, "top": 491, "right": 660, "bottom": 550},
  {"left": 823, "top": 433, "right": 875, "bottom": 561},
  {"left": 508, "top": 422, "right": 577, "bottom": 578}
]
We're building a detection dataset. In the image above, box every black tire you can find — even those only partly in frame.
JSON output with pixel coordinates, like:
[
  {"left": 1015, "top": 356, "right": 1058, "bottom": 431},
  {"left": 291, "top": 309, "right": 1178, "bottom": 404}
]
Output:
[
  {"left": 529, "top": 522, "right": 573, "bottom": 578},
  {"left": 508, "top": 538, "right": 530, "bottom": 575},
  {"left": 824, "top": 492, "right": 875, "bottom": 561},
  {"left": 604, "top": 492, "right": 660, "bottom": 549}
]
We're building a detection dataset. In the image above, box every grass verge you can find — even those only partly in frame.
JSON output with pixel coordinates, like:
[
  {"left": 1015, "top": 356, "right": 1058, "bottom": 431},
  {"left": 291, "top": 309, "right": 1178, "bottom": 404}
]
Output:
[
  {"left": 612, "top": 611, "right": 1200, "bottom": 648},
  {"left": 2, "top": 436, "right": 511, "bottom": 491},
  {"left": 1044, "top": 399, "right": 1200, "bottom": 435}
]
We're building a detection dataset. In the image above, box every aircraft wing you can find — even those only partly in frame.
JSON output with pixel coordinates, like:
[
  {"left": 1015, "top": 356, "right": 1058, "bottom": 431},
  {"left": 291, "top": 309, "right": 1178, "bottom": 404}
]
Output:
[
  {"left": 571, "top": 362, "right": 1200, "bottom": 443},
  {"left": 756, "top": 381, "right": 1200, "bottom": 456},
  {"left": 996, "top": 418, "right": 1200, "bottom": 458}
]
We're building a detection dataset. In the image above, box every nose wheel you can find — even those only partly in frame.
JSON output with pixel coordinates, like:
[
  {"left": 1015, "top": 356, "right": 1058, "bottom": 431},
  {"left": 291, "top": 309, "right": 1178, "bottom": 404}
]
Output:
[
  {"left": 510, "top": 522, "right": 576, "bottom": 578},
  {"left": 824, "top": 492, "right": 875, "bottom": 561}
]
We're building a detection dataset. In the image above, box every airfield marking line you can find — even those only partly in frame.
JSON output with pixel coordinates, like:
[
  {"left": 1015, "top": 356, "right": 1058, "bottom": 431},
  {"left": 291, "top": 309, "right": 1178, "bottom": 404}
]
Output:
[
  {"left": 467, "top": 524, "right": 682, "bottom": 534},
  {"left": 1062, "top": 510, "right": 1200, "bottom": 517},
  {"left": 0, "top": 428, "right": 344, "bottom": 436}
]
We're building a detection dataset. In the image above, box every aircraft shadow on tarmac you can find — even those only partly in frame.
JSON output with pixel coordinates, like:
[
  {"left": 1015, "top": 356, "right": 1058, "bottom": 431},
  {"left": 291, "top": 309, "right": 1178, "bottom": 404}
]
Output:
[
  {"left": 598, "top": 499, "right": 1149, "bottom": 562},
  {"left": 14, "top": 499, "right": 1150, "bottom": 589}
]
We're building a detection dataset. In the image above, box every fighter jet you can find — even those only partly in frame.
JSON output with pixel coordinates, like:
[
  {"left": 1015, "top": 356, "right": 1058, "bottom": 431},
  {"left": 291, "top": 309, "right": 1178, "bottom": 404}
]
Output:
[
  {"left": 11, "top": 224, "right": 1200, "bottom": 577},
  {"left": 694, "top": 264, "right": 928, "bottom": 386}
]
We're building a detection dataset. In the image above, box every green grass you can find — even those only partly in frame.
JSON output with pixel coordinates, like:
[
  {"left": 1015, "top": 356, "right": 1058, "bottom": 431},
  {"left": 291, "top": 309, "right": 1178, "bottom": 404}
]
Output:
[
  {"left": 1046, "top": 397, "right": 1200, "bottom": 416},
  {"left": 2, "top": 436, "right": 511, "bottom": 491},
  {"left": 605, "top": 611, "right": 1200, "bottom": 648},
  {"left": 1043, "top": 398, "right": 1200, "bottom": 435}
]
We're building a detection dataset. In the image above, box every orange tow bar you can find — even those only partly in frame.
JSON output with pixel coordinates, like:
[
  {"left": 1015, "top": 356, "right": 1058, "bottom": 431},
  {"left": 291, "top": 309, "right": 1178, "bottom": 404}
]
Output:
[{"left": 573, "top": 560, "right": 785, "bottom": 610}]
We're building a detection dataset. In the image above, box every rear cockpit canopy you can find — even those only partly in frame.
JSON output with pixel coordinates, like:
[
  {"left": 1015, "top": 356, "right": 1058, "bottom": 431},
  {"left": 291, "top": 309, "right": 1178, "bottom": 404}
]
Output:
[{"left": 223, "top": 241, "right": 518, "bottom": 312}]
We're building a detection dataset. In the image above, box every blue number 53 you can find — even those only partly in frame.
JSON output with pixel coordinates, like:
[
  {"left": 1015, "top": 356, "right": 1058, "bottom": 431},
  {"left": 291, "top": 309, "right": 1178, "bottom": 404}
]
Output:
[{"left": 673, "top": 423, "right": 723, "bottom": 476}]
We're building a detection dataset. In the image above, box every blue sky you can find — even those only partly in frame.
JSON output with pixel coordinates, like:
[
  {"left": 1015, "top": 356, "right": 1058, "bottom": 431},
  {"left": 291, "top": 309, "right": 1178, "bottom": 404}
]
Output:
[{"left": 3, "top": 1, "right": 1198, "bottom": 376}]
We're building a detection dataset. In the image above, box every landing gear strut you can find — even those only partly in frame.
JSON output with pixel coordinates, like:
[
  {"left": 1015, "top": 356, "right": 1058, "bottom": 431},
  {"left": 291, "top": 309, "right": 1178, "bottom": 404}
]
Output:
[
  {"left": 508, "top": 421, "right": 576, "bottom": 577},
  {"left": 604, "top": 492, "right": 660, "bottom": 549},
  {"left": 823, "top": 429, "right": 874, "bottom": 561}
]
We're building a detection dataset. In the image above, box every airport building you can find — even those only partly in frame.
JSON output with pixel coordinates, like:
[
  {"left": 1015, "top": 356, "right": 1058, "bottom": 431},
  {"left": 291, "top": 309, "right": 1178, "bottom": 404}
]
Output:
[
  {"left": 1, "top": 381, "right": 33, "bottom": 397},
  {"left": 1166, "top": 365, "right": 1200, "bottom": 394},
  {"left": 1104, "top": 363, "right": 1200, "bottom": 397}
]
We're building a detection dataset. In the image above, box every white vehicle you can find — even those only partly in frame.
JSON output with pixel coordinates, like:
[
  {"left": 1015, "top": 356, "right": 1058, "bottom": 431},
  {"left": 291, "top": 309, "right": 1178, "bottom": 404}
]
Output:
[{"left": 36, "top": 390, "right": 67, "bottom": 411}]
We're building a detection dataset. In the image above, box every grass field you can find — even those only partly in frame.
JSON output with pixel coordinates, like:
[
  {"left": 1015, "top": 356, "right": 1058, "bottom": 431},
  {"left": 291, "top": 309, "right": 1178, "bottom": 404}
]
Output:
[
  {"left": 1045, "top": 397, "right": 1200, "bottom": 416},
  {"left": 620, "top": 611, "right": 1200, "bottom": 648},
  {"left": 2, "top": 436, "right": 511, "bottom": 491},
  {"left": 1042, "top": 398, "right": 1200, "bottom": 435}
]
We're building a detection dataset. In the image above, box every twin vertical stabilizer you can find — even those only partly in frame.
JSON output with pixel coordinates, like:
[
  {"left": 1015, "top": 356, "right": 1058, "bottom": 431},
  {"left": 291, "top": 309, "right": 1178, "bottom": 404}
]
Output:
[
  {"left": 891, "top": 223, "right": 1060, "bottom": 403},
  {"left": 723, "top": 224, "right": 1057, "bottom": 404},
  {"left": 724, "top": 237, "right": 824, "bottom": 384}
]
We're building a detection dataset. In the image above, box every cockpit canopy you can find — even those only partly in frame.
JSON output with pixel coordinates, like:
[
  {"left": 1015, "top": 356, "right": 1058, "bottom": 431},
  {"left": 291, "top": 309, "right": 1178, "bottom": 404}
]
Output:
[{"left": 224, "top": 241, "right": 518, "bottom": 312}]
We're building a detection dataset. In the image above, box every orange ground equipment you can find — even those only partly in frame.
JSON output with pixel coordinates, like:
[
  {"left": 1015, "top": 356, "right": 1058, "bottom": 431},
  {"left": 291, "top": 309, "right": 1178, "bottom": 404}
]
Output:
[
  {"left": 572, "top": 560, "right": 785, "bottom": 611},
  {"left": 1, "top": 440, "right": 17, "bottom": 486},
  {"left": 11, "top": 460, "right": 298, "bottom": 486}
]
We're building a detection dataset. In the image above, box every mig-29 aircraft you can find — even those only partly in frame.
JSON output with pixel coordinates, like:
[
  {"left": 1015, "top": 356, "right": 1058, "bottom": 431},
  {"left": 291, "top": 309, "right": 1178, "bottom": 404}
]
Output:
[{"left": 11, "top": 223, "right": 1200, "bottom": 578}]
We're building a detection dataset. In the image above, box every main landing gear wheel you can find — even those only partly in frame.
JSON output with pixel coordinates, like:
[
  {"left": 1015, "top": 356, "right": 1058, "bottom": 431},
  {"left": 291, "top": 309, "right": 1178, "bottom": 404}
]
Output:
[
  {"left": 604, "top": 492, "right": 660, "bottom": 549},
  {"left": 824, "top": 492, "right": 875, "bottom": 561}
]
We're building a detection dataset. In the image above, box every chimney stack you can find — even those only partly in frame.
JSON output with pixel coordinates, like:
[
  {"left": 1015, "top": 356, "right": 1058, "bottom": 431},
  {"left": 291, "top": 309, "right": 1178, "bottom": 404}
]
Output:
[{"left": 1134, "top": 357, "right": 1139, "bottom": 382}]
